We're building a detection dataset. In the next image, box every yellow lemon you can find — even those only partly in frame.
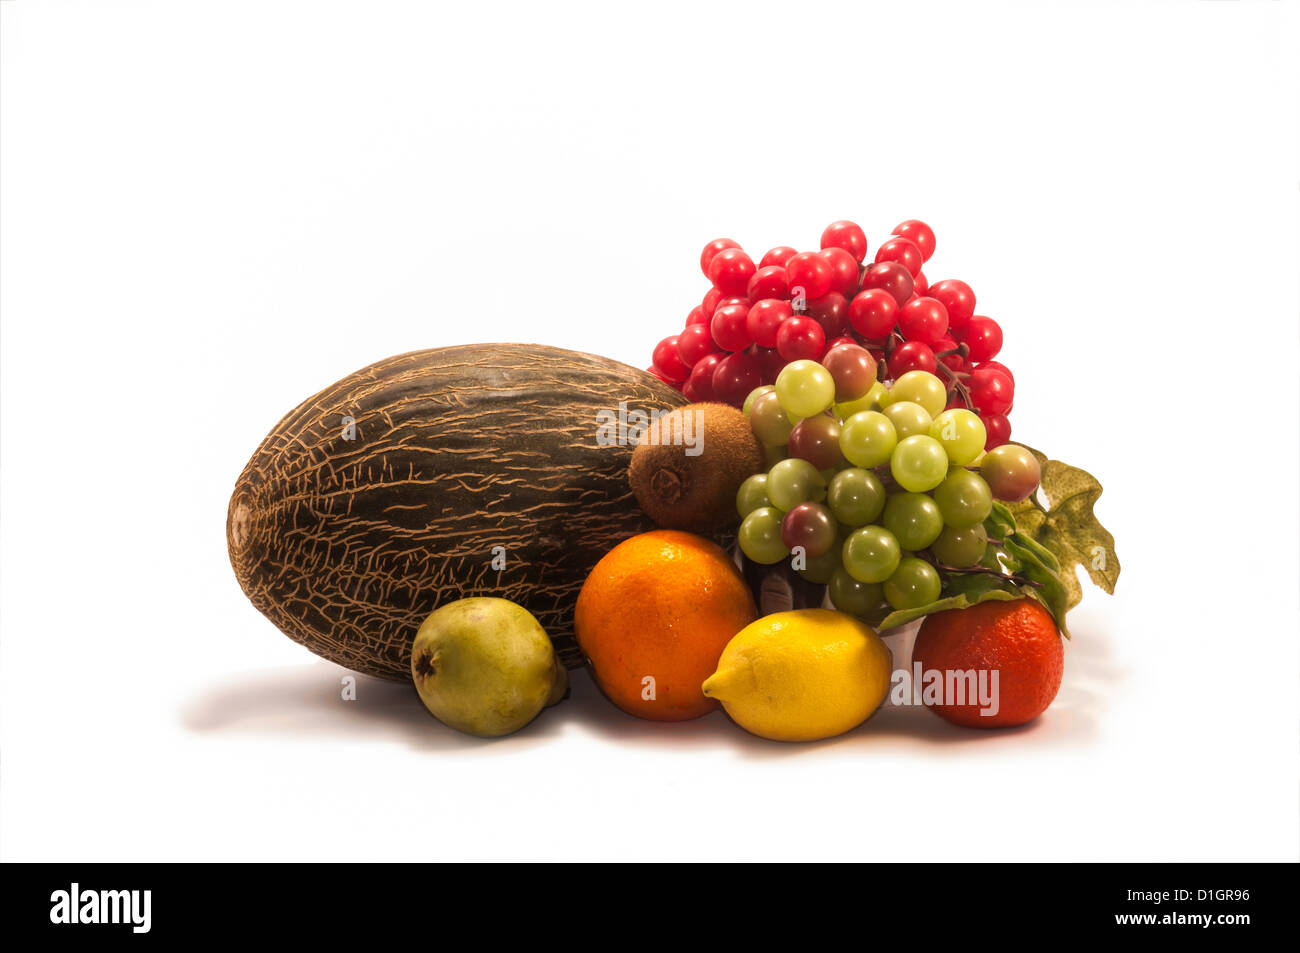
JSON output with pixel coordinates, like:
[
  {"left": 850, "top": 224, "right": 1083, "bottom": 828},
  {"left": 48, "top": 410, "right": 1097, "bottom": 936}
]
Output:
[{"left": 701, "top": 609, "right": 893, "bottom": 742}]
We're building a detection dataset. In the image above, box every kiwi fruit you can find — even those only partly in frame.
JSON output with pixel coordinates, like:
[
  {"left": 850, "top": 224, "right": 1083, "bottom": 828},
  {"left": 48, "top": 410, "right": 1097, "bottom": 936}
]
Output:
[{"left": 629, "top": 402, "right": 764, "bottom": 531}]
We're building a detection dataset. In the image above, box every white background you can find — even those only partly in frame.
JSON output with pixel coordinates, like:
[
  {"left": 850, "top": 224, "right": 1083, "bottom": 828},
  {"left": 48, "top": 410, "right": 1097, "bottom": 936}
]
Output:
[{"left": 2, "top": 0, "right": 1297, "bottom": 862}]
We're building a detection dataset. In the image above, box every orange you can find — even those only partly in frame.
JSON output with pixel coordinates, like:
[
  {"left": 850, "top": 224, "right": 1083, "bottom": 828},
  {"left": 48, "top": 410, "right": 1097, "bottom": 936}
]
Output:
[
  {"left": 575, "top": 530, "right": 757, "bottom": 721},
  {"left": 912, "top": 598, "right": 1063, "bottom": 728}
]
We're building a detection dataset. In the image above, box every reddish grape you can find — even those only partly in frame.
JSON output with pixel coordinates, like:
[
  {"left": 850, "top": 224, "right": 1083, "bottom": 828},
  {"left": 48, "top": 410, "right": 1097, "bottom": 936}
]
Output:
[
  {"left": 652, "top": 335, "right": 690, "bottom": 382},
  {"left": 874, "top": 236, "right": 924, "bottom": 277},
  {"left": 677, "top": 323, "right": 718, "bottom": 368},
  {"left": 820, "top": 220, "right": 869, "bottom": 263},
  {"left": 805, "top": 291, "right": 850, "bottom": 339},
  {"left": 646, "top": 365, "right": 674, "bottom": 385},
  {"left": 747, "top": 265, "right": 790, "bottom": 302},
  {"left": 897, "top": 296, "right": 950, "bottom": 345},
  {"left": 681, "top": 380, "right": 702, "bottom": 401},
  {"left": 702, "top": 286, "right": 723, "bottom": 317},
  {"left": 822, "top": 343, "right": 877, "bottom": 402},
  {"left": 712, "top": 351, "right": 762, "bottom": 406},
  {"left": 788, "top": 416, "right": 845, "bottom": 471},
  {"left": 933, "top": 334, "right": 965, "bottom": 373},
  {"left": 780, "top": 501, "right": 838, "bottom": 558},
  {"left": 968, "top": 367, "right": 1014, "bottom": 415},
  {"left": 700, "top": 238, "right": 740, "bottom": 278},
  {"left": 751, "top": 345, "right": 786, "bottom": 384},
  {"left": 760, "top": 246, "right": 799, "bottom": 268},
  {"left": 785, "top": 251, "right": 834, "bottom": 301},
  {"left": 776, "top": 316, "right": 826, "bottom": 362},
  {"left": 848, "top": 288, "right": 899, "bottom": 338},
  {"left": 983, "top": 413, "right": 1011, "bottom": 450},
  {"left": 887, "top": 341, "right": 937, "bottom": 377},
  {"left": 710, "top": 302, "right": 752, "bottom": 351},
  {"left": 965, "top": 315, "right": 1003, "bottom": 362},
  {"left": 827, "top": 335, "right": 857, "bottom": 350},
  {"left": 975, "top": 359, "right": 1014, "bottom": 386},
  {"left": 860, "top": 261, "right": 914, "bottom": 306},
  {"left": 891, "top": 220, "right": 936, "bottom": 262},
  {"left": 708, "top": 247, "right": 756, "bottom": 297},
  {"left": 819, "top": 246, "right": 861, "bottom": 298},
  {"left": 746, "top": 298, "right": 793, "bottom": 348},
  {"left": 927, "top": 279, "right": 976, "bottom": 333},
  {"left": 686, "top": 305, "right": 709, "bottom": 327},
  {"left": 687, "top": 353, "right": 721, "bottom": 401},
  {"left": 913, "top": 270, "right": 929, "bottom": 296}
]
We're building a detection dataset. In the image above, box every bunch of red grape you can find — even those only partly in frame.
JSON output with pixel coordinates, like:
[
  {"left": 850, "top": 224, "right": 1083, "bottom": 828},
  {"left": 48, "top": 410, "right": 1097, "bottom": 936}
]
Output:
[{"left": 647, "top": 219, "right": 1016, "bottom": 451}]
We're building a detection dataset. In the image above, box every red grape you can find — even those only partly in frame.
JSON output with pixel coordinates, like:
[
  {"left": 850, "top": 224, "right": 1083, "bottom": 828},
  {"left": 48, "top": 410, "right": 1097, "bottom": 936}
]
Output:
[
  {"left": 702, "top": 286, "right": 723, "bottom": 317},
  {"left": 700, "top": 238, "right": 740, "bottom": 278},
  {"left": 788, "top": 417, "right": 845, "bottom": 471},
  {"left": 887, "top": 341, "right": 937, "bottom": 377},
  {"left": 860, "top": 261, "right": 914, "bottom": 306},
  {"left": 964, "top": 315, "right": 1003, "bottom": 362},
  {"left": 751, "top": 345, "right": 786, "bottom": 384},
  {"left": 805, "top": 291, "right": 850, "bottom": 339},
  {"left": 646, "top": 365, "right": 674, "bottom": 385},
  {"left": 760, "top": 246, "right": 798, "bottom": 268},
  {"left": 746, "top": 298, "right": 793, "bottom": 348},
  {"left": 975, "top": 359, "right": 1014, "bottom": 386},
  {"left": 933, "top": 334, "right": 965, "bottom": 373},
  {"left": 848, "top": 288, "right": 899, "bottom": 338},
  {"left": 913, "top": 270, "right": 929, "bottom": 296},
  {"left": 874, "top": 236, "right": 924, "bottom": 277},
  {"left": 687, "top": 353, "right": 721, "bottom": 401},
  {"left": 826, "top": 335, "right": 857, "bottom": 351},
  {"left": 891, "top": 220, "right": 936, "bottom": 262},
  {"left": 822, "top": 342, "right": 877, "bottom": 402},
  {"left": 968, "top": 366, "right": 1013, "bottom": 415},
  {"left": 982, "top": 413, "right": 1011, "bottom": 450},
  {"left": 652, "top": 335, "right": 689, "bottom": 382},
  {"left": 820, "top": 220, "right": 869, "bottom": 263},
  {"left": 780, "top": 501, "right": 837, "bottom": 558},
  {"left": 819, "top": 246, "right": 861, "bottom": 298},
  {"left": 710, "top": 302, "right": 752, "bottom": 351},
  {"left": 686, "top": 305, "right": 709, "bottom": 327},
  {"left": 785, "top": 251, "right": 834, "bottom": 301},
  {"left": 747, "top": 265, "right": 790, "bottom": 302},
  {"left": 927, "top": 279, "right": 975, "bottom": 333},
  {"left": 712, "top": 351, "right": 762, "bottom": 406},
  {"left": 776, "top": 316, "right": 826, "bottom": 361},
  {"left": 677, "top": 323, "right": 718, "bottom": 367},
  {"left": 708, "top": 247, "right": 756, "bottom": 297},
  {"left": 897, "top": 296, "right": 950, "bottom": 345}
]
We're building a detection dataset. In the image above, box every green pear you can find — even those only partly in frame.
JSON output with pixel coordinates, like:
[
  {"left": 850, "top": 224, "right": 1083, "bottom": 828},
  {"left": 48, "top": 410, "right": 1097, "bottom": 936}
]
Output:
[{"left": 410, "top": 597, "right": 560, "bottom": 737}]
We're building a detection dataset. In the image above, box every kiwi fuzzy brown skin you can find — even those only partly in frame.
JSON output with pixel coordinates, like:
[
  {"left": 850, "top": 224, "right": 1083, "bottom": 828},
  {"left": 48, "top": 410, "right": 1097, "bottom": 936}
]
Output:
[{"left": 628, "top": 402, "right": 764, "bottom": 531}]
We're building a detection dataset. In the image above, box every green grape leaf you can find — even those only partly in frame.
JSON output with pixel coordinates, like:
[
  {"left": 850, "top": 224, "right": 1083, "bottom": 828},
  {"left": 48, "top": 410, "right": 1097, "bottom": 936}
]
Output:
[
  {"left": 1011, "top": 446, "right": 1121, "bottom": 600},
  {"left": 876, "top": 573, "right": 1021, "bottom": 632},
  {"left": 1002, "top": 536, "right": 1073, "bottom": 638}
]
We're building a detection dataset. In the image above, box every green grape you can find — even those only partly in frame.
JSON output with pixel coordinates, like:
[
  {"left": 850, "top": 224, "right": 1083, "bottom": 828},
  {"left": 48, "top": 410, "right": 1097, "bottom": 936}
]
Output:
[
  {"left": 890, "top": 435, "right": 949, "bottom": 492},
  {"left": 933, "top": 468, "right": 993, "bottom": 529},
  {"left": 840, "top": 411, "right": 897, "bottom": 468},
  {"left": 929, "top": 408, "right": 987, "bottom": 465},
  {"left": 775, "top": 359, "right": 836, "bottom": 418},
  {"left": 932, "top": 524, "right": 988, "bottom": 567},
  {"left": 829, "top": 566, "right": 884, "bottom": 616},
  {"left": 882, "top": 492, "right": 944, "bottom": 551},
  {"left": 834, "top": 381, "right": 887, "bottom": 421},
  {"left": 889, "top": 370, "right": 947, "bottom": 418},
  {"left": 742, "top": 384, "right": 775, "bottom": 416},
  {"left": 736, "top": 473, "right": 771, "bottom": 518},
  {"left": 763, "top": 443, "right": 787, "bottom": 467},
  {"left": 882, "top": 400, "right": 933, "bottom": 439},
  {"left": 738, "top": 506, "right": 789, "bottom": 564},
  {"left": 766, "top": 457, "right": 827, "bottom": 511},
  {"left": 876, "top": 386, "right": 897, "bottom": 409},
  {"left": 797, "top": 544, "right": 842, "bottom": 584},
  {"left": 883, "top": 557, "right": 942, "bottom": 610},
  {"left": 827, "top": 467, "right": 886, "bottom": 526},
  {"left": 841, "top": 525, "right": 901, "bottom": 584},
  {"left": 750, "top": 390, "right": 795, "bottom": 445}
]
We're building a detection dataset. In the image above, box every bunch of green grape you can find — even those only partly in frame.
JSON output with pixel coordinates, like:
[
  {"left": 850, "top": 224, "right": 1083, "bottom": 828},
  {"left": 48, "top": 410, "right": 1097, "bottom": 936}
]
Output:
[{"left": 736, "top": 348, "right": 1040, "bottom": 618}]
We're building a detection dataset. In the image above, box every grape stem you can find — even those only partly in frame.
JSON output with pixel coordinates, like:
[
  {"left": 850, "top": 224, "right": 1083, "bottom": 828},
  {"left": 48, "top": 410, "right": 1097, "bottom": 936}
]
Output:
[{"left": 931, "top": 557, "right": 1043, "bottom": 589}]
